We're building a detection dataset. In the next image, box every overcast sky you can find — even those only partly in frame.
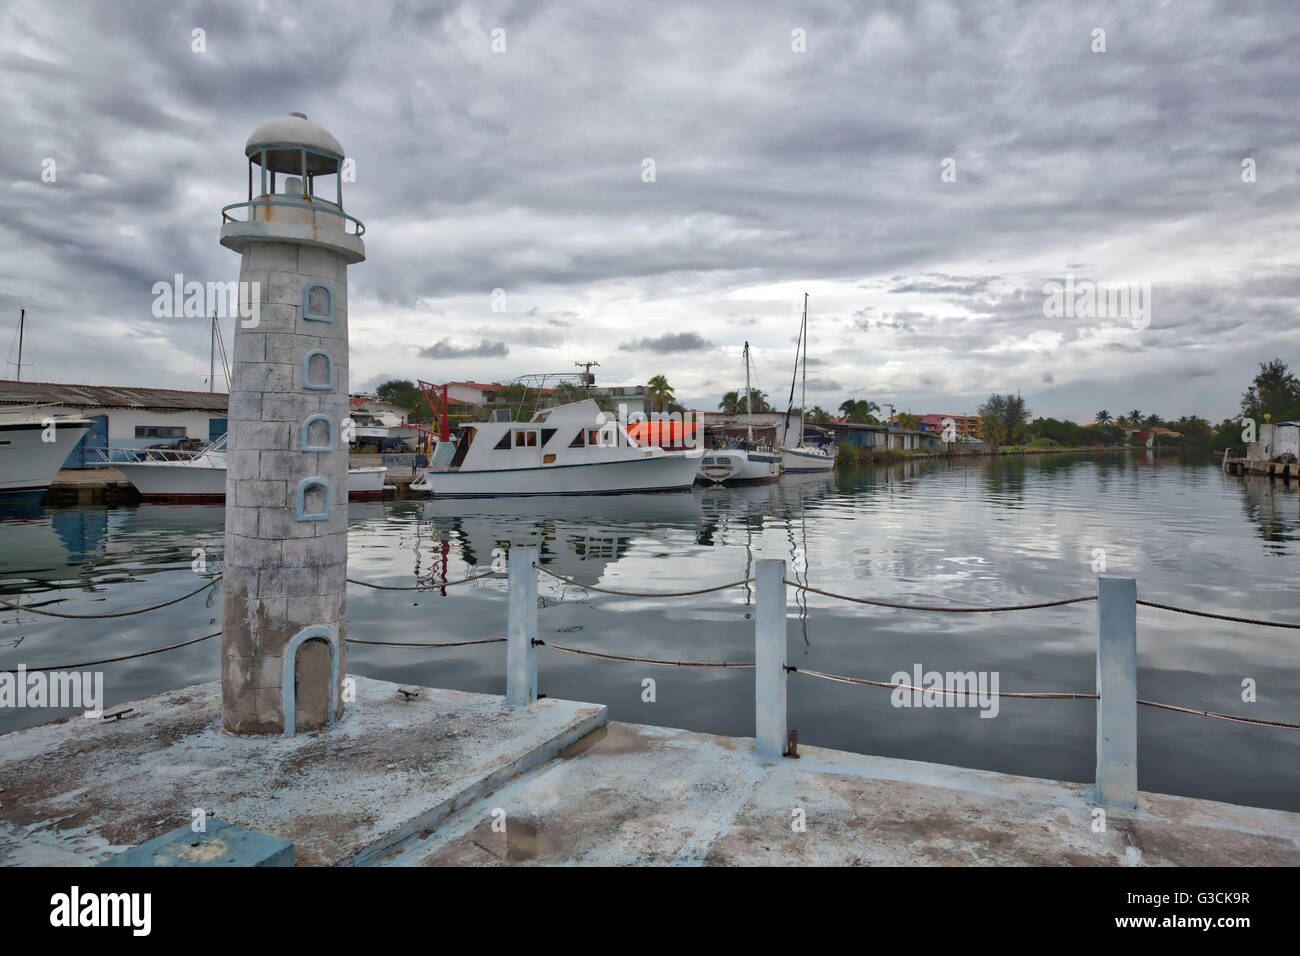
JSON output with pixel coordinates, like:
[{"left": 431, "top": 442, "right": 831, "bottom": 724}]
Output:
[{"left": 2, "top": 0, "right": 1297, "bottom": 422}]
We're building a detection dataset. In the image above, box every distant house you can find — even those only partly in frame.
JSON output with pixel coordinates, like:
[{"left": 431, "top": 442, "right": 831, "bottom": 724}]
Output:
[
  {"left": 830, "top": 421, "right": 941, "bottom": 451},
  {"left": 445, "top": 381, "right": 555, "bottom": 406},
  {"left": 0, "top": 379, "right": 229, "bottom": 467},
  {"left": 915, "top": 413, "right": 983, "bottom": 437},
  {"left": 589, "top": 385, "right": 648, "bottom": 416}
]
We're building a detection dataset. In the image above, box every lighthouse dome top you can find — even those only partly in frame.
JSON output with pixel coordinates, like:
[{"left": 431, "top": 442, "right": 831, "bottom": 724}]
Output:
[{"left": 245, "top": 112, "right": 344, "bottom": 174}]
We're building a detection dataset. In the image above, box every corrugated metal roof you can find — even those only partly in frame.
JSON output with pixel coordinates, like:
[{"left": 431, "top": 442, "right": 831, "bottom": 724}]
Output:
[{"left": 0, "top": 380, "right": 229, "bottom": 412}]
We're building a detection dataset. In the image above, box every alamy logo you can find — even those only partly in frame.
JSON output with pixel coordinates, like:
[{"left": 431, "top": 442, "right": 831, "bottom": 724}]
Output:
[
  {"left": 890, "top": 663, "right": 1001, "bottom": 718},
  {"left": 50, "top": 886, "right": 151, "bottom": 936},
  {"left": 1042, "top": 275, "right": 1151, "bottom": 330},
  {"left": 151, "top": 273, "right": 260, "bottom": 328},
  {"left": 0, "top": 665, "right": 104, "bottom": 717}
]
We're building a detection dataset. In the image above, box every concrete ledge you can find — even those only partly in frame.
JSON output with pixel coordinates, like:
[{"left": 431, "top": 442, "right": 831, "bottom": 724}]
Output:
[
  {"left": 0, "top": 677, "right": 606, "bottom": 866},
  {"left": 384, "top": 722, "right": 1300, "bottom": 866}
]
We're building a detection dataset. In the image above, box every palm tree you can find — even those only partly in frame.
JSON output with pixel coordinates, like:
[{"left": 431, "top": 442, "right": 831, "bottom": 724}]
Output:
[
  {"left": 719, "top": 390, "right": 742, "bottom": 415},
  {"left": 807, "top": 405, "right": 831, "bottom": 424},
  {"left": 839, "top": 399, "right": 880, "bottom": 424},
  {"left": 1126, "top": 410, "right": 1142, "bottom": 427},
  {"left": 1095, "top": 410, "right": 1111, "bottom": 425},
  {"left": 646, "top": 375, "right": 675, "bottom": 413}
]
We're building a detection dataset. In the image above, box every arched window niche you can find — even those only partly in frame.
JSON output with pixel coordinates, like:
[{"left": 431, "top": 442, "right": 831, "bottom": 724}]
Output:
[
  {"left": 302, "top": 283, "right": 332, "bottom": 322},
  {"left": 301, "top": 349, "right": 333, "bottom": 391},
  {"left": 301, "top": 414, "right": 334, "bottom": 452},
  {"left": 295, "top": 476, "right": 331, "bottom": 522}
]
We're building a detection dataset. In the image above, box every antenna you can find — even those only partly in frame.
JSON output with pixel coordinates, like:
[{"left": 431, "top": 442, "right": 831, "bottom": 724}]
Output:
[{"left": 574, "top": 360, "right": 600, "bottom": 393}]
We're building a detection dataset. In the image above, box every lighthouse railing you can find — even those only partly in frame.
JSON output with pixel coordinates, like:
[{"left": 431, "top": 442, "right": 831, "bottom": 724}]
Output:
[{"left": 221, "top": 198, "right": 366, "bottom": 237}]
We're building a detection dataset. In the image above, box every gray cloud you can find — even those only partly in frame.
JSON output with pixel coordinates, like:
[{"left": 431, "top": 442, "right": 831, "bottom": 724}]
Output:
[
  {"left": 619, "top": 331, "right": 714, "bottom": 353},
  {"left": 419, "top": 338, "right": 509, "bottom": 359}
]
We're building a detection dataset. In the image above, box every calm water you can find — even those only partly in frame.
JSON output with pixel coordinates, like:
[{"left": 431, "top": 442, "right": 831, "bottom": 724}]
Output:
[{"left": 2, "top": 451, "right": 1298, "bottom": 811}]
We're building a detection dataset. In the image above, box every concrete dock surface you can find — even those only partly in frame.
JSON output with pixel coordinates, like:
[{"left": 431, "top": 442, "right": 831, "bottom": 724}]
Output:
[
  {"left": 383, "top": 721, "right": 1300, "bottom": 866},
  {"left": 2, "top": 680, "right": 1296, "bottom": 866},
  {"left": 0, "top": 677, "right": 605, "bottom": 866}
]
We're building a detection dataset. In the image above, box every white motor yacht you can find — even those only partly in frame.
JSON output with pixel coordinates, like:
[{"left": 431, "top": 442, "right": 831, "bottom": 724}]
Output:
[
  {"left": 410, "top": 399, "right": 702, "bottom": 497},
  {"left": 0, "top": 405, "right": 92, "bottom": 501}
]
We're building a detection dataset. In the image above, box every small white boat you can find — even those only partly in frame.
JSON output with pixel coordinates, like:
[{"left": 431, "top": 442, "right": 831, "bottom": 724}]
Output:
[
  {"left": 781, "top": 442, "right": 836, "bottom": 474},
  {"left": 344, "top": 465, "right": 388, "bottom": 498},
  {"left": 410, "top": 399, "right": 703, "bottom": 497},
  {"left": 0, "top": 405, "right": 92, "bottom": 501},
  {"left": 698, "top": 447, "right": 782, "bottom": 485},
  {"left": 106, "top": 434, "right": 388, "bottom": 500},
  {"left": 780, "top": 293, "right": 837, "bottom": 473}
]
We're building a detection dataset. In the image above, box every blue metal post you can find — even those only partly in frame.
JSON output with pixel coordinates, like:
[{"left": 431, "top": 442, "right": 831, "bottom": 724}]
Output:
[
  {"left": 507, "top": 546, "right": 539, "bottom": 706},
  {"left": 1094, "top": 575, "right": 1138, "bottom": 807},
  {"left": 755, "top": 558, "right": 788, "bottom": 759}
]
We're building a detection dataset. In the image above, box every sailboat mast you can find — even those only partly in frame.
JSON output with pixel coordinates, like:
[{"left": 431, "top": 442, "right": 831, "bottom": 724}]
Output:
[
  {"left": 800, "top": 293, "right": 808, "bottom": 442},
  {"left": 743, "top": 340, "right": 753, "bottom": 442},
  {"left": 16, "top": 309, "right": 24, "bottom": 383}
]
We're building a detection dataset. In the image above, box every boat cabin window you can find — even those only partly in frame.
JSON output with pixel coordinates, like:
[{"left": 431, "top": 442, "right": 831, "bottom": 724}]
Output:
[
  {"left": 493, "top": 431, "right": 511, "bottom": 450},
  {"left": 541, "top": 428, "right": 557, "bottom": 446},
  {"left": 513, "top": 430, "right": 538, "bottom": 448},
  {"left": 587, "top": 429, "right": 603, "bottom": 447},
  {"left": 569, "top": 430, "right": 585, "bottom": 448}
]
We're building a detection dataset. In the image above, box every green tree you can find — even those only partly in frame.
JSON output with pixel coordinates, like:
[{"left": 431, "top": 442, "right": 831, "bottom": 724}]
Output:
[
  {"left": 1094, "top": 409, "right": 1111, "bottom": 425},
  {"left": 806, "top": 405, "right": 831, "bottom": 424},
  {"left": 719, "top": 388, "right": 771, "bottom": 414},
  {"left": 838, "top": 399, "right": 880, "bottom": 424},
  {"left": 978, "top": 393, "right": 1031, "bottom": 445},
  {"left": 1241, "top": 358, "right": 1300, "bottom": 421},
  {"left": 646, "top": 375, "right": 676, "bottom": 413},
  {"left": 896, "top": 412, "right": 920, "bottom": 430},
  {"left": 375, "top": 379, "right": 432, "bottom": 423}
]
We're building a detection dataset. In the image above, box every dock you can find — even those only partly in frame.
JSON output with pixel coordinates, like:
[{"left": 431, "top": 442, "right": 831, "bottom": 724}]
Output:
[
  {"left": 2, "top": 676, "right": 1296, "bottom": 866},
  {"left": 33, "top": 456, "right": 424, "bottom": 506},
  {"left": 1224, "top": 458, "right": 1300, "bottom": 481}
]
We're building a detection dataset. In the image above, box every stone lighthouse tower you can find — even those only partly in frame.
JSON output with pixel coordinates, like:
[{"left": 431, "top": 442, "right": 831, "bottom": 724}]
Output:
[{"left": 218, "top": 113, "right": 365, "bottom": 735}]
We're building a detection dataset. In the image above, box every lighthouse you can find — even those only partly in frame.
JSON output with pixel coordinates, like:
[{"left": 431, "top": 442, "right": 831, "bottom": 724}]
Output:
[{"left": 218, "top": 113, "right": 365, "bottom": 735}]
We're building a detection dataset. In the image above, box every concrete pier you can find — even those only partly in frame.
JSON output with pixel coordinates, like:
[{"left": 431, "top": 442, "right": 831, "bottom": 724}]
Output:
[{"left": 1, "top": 680, "right": 1295, "bottom": 867}]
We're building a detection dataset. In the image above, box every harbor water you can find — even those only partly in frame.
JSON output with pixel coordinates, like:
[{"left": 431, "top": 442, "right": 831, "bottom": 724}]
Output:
[{"left": 2, "top": 450, "right": 1297, "bottom": 811}]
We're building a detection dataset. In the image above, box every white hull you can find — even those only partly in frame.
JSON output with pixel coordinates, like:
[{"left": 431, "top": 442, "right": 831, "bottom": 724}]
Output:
[
  {"left": 0, "top": 419, "right": 92, "bottom": 497},
  {"left": 345, "top": 465, "right": 388, "bottom": 497},
  {"left": 413, "top": 449, "right": 703, "bottom": 497},
  {"left": 781, "top": 445, "right": 836, "bottom": 473},
  {"left": 697, "top": 449, "right": 781, "bottom": 485},
  {"left": 113, "top": 457, "right": 388, "bottom": 500}
]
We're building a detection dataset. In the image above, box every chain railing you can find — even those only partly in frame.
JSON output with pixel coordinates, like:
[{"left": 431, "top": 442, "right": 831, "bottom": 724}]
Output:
[{"left": 3, "top": 548, "right": 1296, "bottom": 811}]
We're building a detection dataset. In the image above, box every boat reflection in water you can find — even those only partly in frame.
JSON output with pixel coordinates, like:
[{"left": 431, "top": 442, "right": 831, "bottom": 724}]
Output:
[{"left": 421, "top": 492, "right": 704, "bottom": 588}]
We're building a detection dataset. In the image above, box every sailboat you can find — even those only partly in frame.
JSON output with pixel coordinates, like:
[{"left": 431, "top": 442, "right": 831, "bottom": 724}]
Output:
[
  {"left": 697, "top": 341, "right": 781, "bottom": 485},
  {"left": 780, "top": 293, "right": 837, "bottom": 473}
]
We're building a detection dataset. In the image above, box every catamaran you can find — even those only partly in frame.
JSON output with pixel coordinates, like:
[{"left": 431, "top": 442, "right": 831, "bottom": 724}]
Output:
[
  {"left": 0, "top": 405, "right": 92, "bottom": 500},
  {"left": 410, "top": 398, "right": 702, "bottom": 497},
  {"left": 780, "top": 293, "right": 837, "bottom": 473},
  {"left": 697, "top": 341, "right": 781, "bottom": 485}
]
